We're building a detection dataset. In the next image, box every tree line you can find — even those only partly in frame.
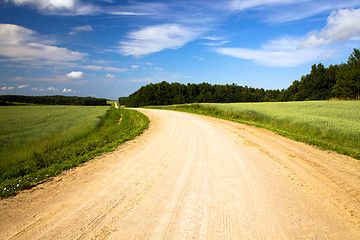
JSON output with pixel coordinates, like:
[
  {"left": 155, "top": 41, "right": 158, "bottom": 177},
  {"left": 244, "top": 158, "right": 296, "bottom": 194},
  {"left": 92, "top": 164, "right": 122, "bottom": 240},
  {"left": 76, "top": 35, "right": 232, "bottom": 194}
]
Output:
[
  {"left": 0, "top": 95, "right": 108, "bottom": 106},
  {"left": 123, "top": 49, "right": 360, "bottom": 107}
]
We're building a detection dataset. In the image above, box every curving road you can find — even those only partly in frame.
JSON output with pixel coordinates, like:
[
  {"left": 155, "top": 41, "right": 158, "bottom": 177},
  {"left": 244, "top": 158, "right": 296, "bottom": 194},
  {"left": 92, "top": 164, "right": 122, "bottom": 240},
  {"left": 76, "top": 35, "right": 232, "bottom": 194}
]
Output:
[{"left": 1, "top": 109, "right": 360, "bottom": 239}]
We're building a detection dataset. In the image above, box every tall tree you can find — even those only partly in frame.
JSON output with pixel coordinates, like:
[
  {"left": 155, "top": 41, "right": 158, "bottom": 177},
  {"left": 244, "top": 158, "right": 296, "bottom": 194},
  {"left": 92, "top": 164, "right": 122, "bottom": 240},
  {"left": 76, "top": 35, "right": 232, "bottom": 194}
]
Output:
[{"left": 332, "top": 49, "right": 360, "bottom": 99}]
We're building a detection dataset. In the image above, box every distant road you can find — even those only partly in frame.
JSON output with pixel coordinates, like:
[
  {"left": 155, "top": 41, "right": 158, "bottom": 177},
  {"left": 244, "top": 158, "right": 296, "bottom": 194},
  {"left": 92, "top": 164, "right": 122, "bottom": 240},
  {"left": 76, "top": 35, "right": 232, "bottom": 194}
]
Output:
[{"left": 1, "top": 109, "right": 360, "bottom": 239}]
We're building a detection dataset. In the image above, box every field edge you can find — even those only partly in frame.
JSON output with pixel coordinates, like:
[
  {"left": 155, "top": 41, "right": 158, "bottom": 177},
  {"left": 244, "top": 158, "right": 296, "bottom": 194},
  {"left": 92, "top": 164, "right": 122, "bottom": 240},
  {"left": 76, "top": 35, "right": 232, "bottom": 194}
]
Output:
[{"left": 1, "top": 107, "right": 149, "bottom": 198}]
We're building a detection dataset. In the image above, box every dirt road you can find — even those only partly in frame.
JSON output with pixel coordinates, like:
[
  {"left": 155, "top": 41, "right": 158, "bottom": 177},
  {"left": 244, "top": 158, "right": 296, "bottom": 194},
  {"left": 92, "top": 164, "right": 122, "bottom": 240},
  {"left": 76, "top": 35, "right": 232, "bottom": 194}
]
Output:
[{"left": 1, "top": 109, "right": 360, "bottom": 239}]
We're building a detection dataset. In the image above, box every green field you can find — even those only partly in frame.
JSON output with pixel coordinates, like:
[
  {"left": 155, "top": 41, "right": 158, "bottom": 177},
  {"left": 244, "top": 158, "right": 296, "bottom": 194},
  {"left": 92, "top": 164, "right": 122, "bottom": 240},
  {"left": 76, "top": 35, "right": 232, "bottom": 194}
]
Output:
[
  {"left": 150, "top": 101, "right": 360, "bottom": 160},
  {"left": 0, "top": 105, "right": 149, "bottom": 198},
  {"left": 0, "top": 106, "right": 108, "bottom": 168}
]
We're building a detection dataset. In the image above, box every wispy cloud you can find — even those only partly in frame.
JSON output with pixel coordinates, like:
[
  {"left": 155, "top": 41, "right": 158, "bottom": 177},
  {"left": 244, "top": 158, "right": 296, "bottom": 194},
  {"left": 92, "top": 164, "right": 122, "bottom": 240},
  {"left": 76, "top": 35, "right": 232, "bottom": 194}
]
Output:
[
  {"left": 100, "top": 1, "right": 166, "bottom": 16},
  {"left": 0, "top": 24, "right": 86, "bottom": 63},
  {"left": 214, "top": 7, "right": 360, "bottom": 67},
  {"left": 103, "top": 11, "right": 151, "bottom": 16},
  {"left": 228, "top": 0, "right": 360, "bottom": 23},
  {"left": 203, "top": 40, "right": 229, "bottom": 46},
  {"left": 214, "top": 35, "right": 331, "bottom": 67},
  {"left": 83, "top": 65, "right": 103, "bottom": 70},
  {"left": 30, "top": 86, "right": 66, "bottom": 92},
  {"left": 104, "top": 67, "right": 127, "bottom": 72},
  {"left": 69, "top": 25, "right": 93, "bottom": 35},
  {"left": 17, "top": 84, "right": 28, "bottom": 88},
  {"left": 215, "top": 46, "right": 324, "bottom": 67},
  {"left": 81, "top": 65, "right": 127, "bottom": 73},
  {"left": 228, "top": 0, "right": 301, "bottom": 11},
  {"left": 31, "top": 87, "right": 44, "bottom": 91},
  {"left": 119, "top": 24, "right": 202, "bottom": 57},
  {"left": 106, "top": 74, "right": 115, "bottom": 78}
]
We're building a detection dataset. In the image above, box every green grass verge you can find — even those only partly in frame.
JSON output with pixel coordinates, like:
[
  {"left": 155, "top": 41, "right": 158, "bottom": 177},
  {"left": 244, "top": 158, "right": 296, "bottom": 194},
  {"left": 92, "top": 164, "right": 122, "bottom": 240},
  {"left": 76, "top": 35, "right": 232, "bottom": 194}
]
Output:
[
  {"left": 147, "top": 101, "right": 360, "bottom": 160},
  {"left": 0, "top": 106, "right": 149, "bottom": 198}
]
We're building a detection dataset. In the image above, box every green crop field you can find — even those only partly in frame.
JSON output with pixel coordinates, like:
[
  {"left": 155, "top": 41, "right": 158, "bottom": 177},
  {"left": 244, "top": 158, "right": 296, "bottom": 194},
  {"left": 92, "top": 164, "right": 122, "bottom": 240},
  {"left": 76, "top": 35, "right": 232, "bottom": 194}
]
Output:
[
  {"left": 0, "top": 105, "right": 109, "bottom": 169},
  {"left": 150, "top": 101, "right": 360, "bottom": 160},
  {"left": 0, "top": 105, "right": 149, "bottom": 198},
  {"left": 203, "top": 101, "right": 360, "bottom": 137}
]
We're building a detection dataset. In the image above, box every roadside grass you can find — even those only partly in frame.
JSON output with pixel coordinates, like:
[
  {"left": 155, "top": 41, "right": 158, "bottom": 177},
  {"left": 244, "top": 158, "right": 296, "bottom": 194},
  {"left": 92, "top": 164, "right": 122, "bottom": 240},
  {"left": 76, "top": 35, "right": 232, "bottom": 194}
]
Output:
[
  {"left": 0, "top": 106, "right": 149, "bottom": 198},
  {"left": 0, "top": 106, "right": 109, "bottom": 169},
  {"left": 148, "top": 101, "right": 360, "bottom": 160}
]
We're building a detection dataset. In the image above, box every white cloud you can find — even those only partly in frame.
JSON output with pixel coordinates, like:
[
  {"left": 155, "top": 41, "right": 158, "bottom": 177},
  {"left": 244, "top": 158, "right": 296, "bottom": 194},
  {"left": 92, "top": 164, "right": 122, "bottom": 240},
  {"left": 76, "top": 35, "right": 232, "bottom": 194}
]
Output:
[
  {"left": 2, "top": 86, "right": 14, "bottom": 90},
  {"left": 6, "top": 0, "right": 76, "bottom": 10},
  {"left": 31, "top": 87, "right": 45, "bottom": 91},
  {"left": 48, "top": 86, "right": 57, "bottom": 91},
  {"left": 228, "top": 0, "right": 360, "bottom": 23},
  {"left": 202, "top": 36, "right": 229, "bottom": 46},
  {"left": 17, "top": 84, "right": 28, "bottom": 88},
  {"left": 301, "top": 8, "right": 360, "bottom": 48},
  {"left": 66, "top": 71, "right": 83, "bottom": 79},
  {"left": 300, "top": 35, "right": 332, "bottom": 48},
  {"left": 83, "top": 65, "right": 103, "bottom": 70},
  {"left": 101, "top": 1, "right": 167, "bottom": 17},
  {"left": 119, "top": 24, "right": 202, "bottom": 56},
  {"left": 215, "top": 37, "right": 327, "bottom": 67},
  {"left": 4, "top": 0, "right": 163, "bottom": 16},
  {"left": 106, "top": 74, "right": 115, "bottom": 78},
  {"left": 214, "top": 8, "right": 360, "bottom": 67},
  {"left": 229, "top": 0, "right": 300, "bottom": 11},
  {"left": 4, "top": 0, "right": 99, "bottom": 15},
  {"left": 4, "top": 0, "right": 165, "bottom": 16},
  {"left": 203, "top": 36, "right": 223, "bottom": 41},
  {"left": 69, "top": 25, "right": 93, "bottom": 35},
  {"left": 82, "top": 65, "right": 127, "bottom": 73},
  {"left": 131, "top": 65, "right": 140, "bottom": 69},
  {"left": 0, "top": 24, "right": 86, "bottom": 63},
  {"left": 104, "top": 67, "right": 127, "bottom": 72},
  {"left": 105, "top": 11, "right": 151, "bottom": 16},
  {"left": 215, "top": 47, "right": 320, "bottom": 67},
  {"left": 203, "top": 40, "right": 229, "bottom": 46},
  {"left": 62, "top": 88, "right": 74, "bottom": 92}
]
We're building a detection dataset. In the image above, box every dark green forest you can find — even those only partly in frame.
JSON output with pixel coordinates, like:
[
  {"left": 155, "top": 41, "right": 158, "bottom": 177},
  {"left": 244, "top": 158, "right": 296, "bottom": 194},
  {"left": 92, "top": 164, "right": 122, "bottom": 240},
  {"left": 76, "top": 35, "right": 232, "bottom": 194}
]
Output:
[
  {"left": 0, "top": 95, "right": 108, "bottom": 106},
  {"left": 124, "top": 48, "right": 360, "bottom": 107}
]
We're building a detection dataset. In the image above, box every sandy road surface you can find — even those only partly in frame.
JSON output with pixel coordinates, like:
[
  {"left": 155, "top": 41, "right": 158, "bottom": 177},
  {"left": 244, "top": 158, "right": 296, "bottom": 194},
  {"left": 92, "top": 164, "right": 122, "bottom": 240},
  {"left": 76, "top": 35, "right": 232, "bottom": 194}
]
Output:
[{"left": 1, "top": 109, "right": 360, "bottom": 239}]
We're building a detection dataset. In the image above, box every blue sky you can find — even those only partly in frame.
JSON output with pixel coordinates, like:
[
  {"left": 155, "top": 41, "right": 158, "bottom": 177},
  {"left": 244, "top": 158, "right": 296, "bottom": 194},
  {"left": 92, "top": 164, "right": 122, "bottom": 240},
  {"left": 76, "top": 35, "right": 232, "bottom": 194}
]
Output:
[{"left": 1, "top": 0, "right": 360, "bottom": 100}]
